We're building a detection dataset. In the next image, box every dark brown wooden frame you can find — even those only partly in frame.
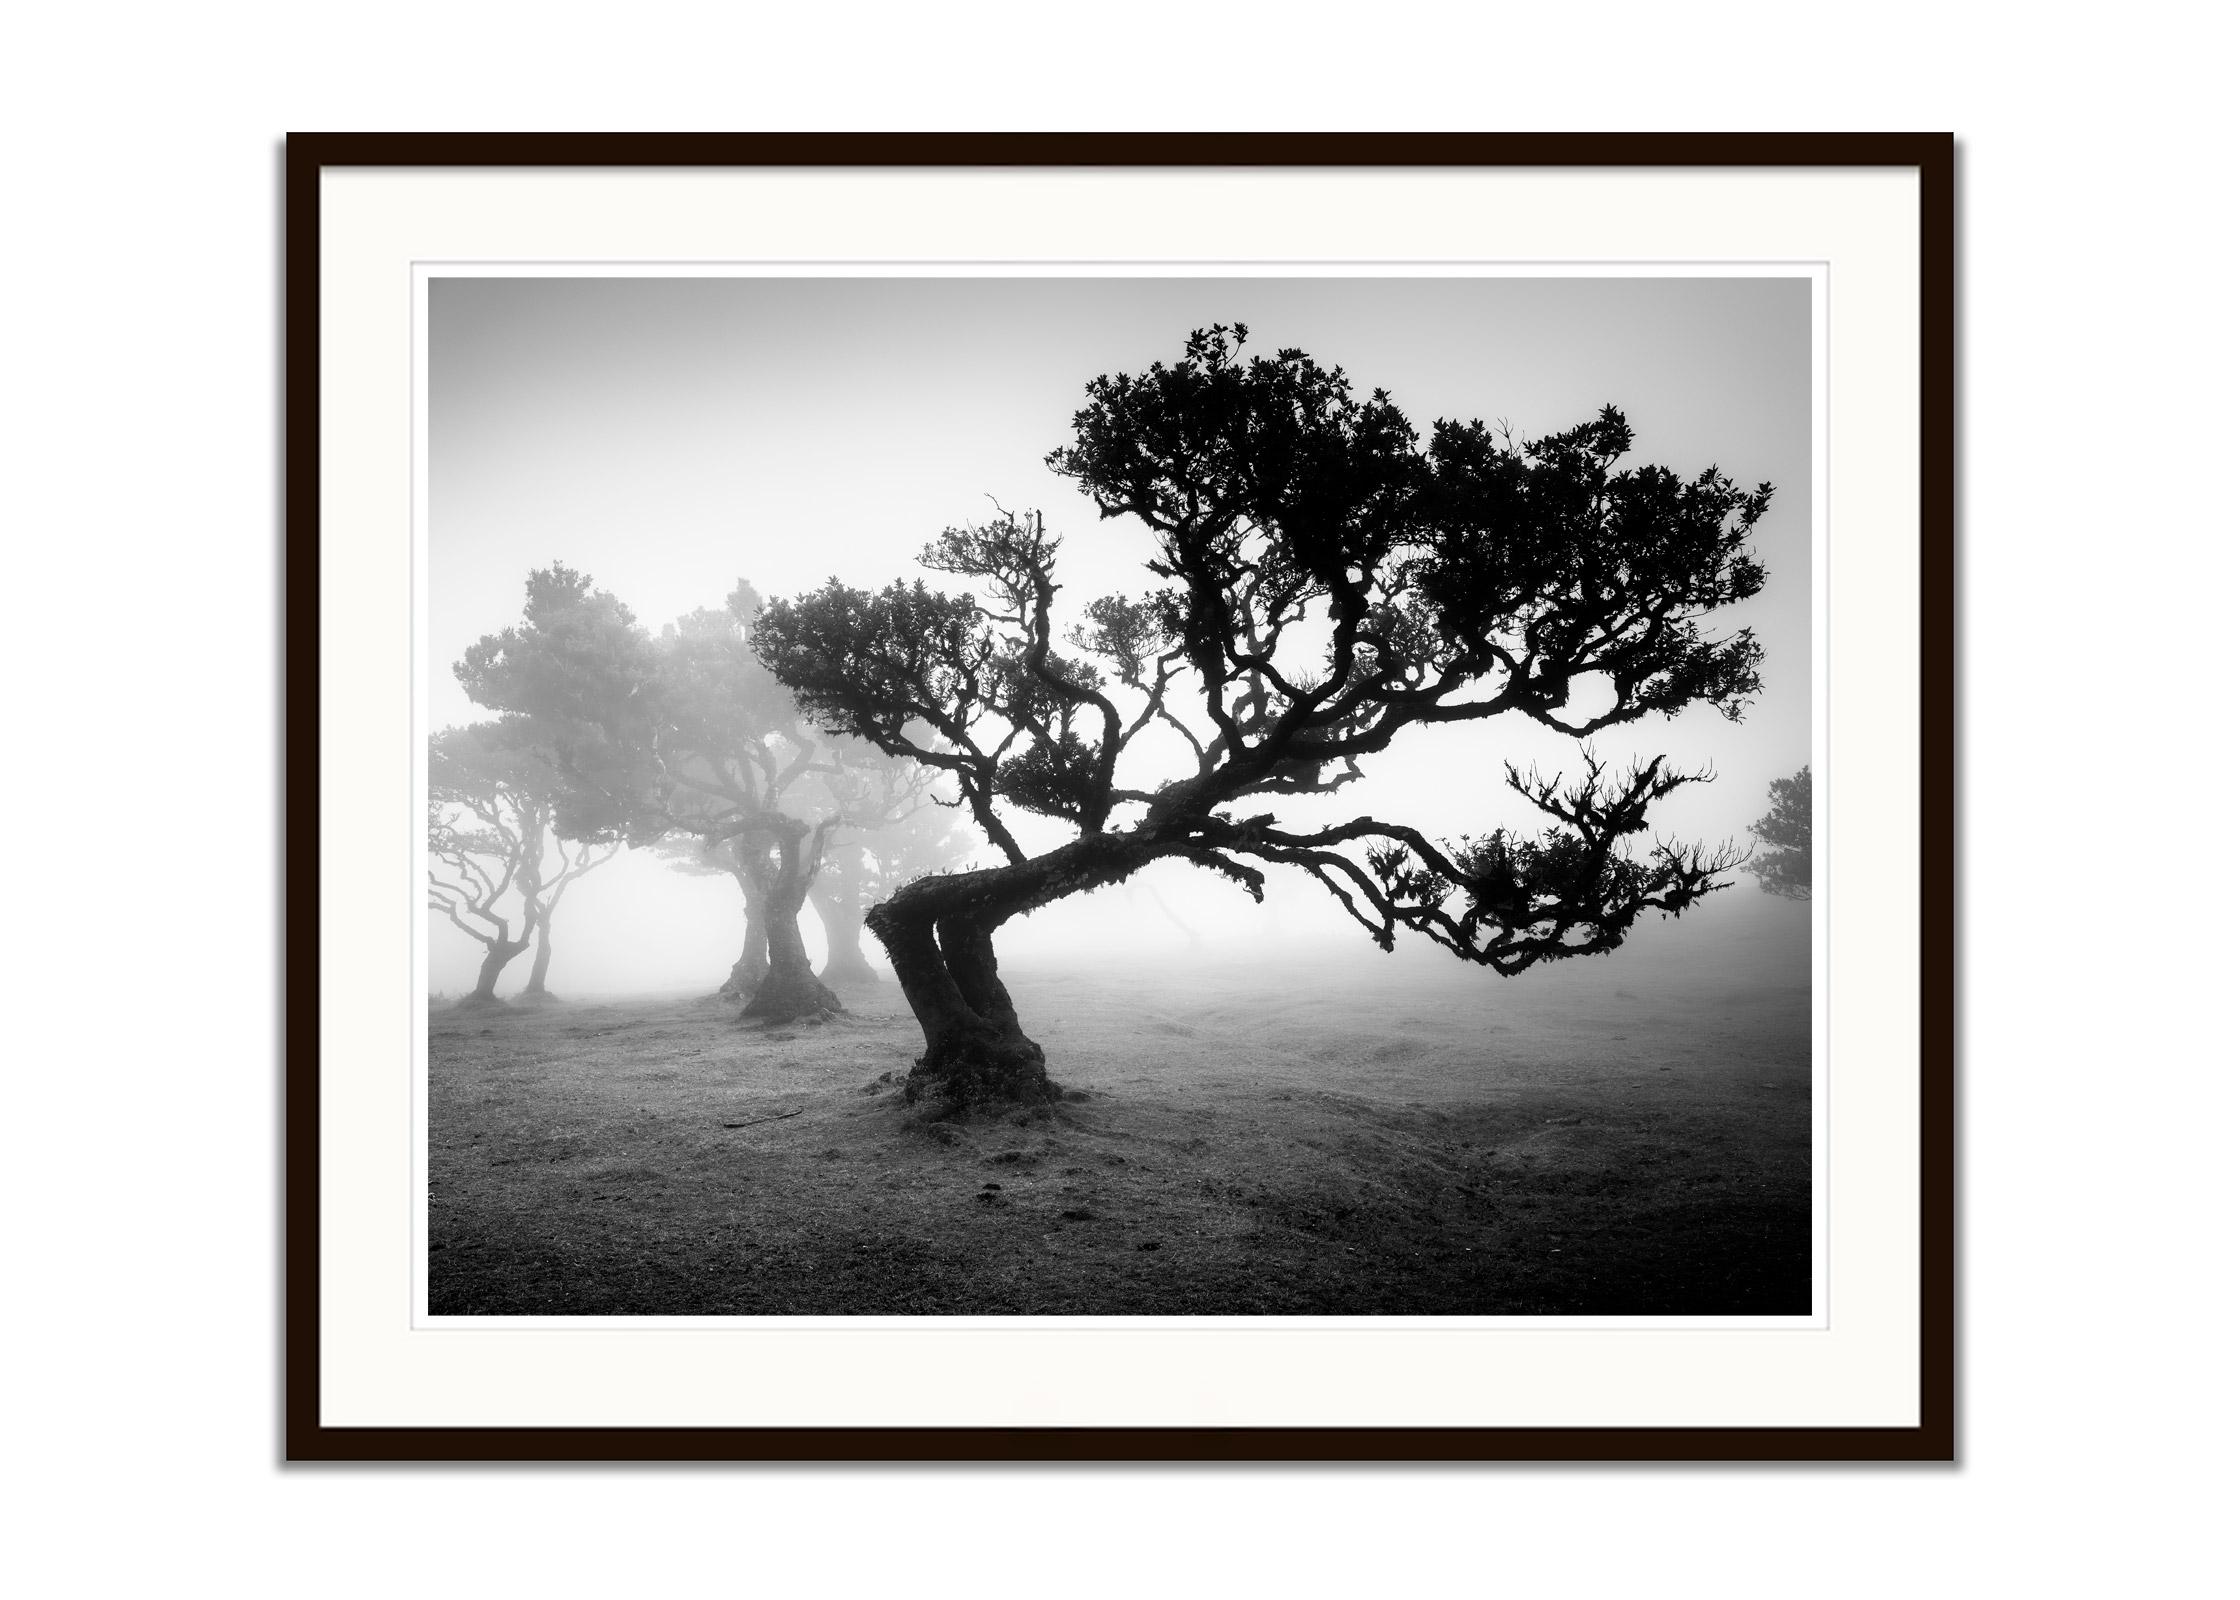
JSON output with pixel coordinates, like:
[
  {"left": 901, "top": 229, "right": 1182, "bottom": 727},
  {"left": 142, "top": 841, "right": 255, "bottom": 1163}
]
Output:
[{"left": 284, "top": 132, "right": 1955, "bottom": 1463}]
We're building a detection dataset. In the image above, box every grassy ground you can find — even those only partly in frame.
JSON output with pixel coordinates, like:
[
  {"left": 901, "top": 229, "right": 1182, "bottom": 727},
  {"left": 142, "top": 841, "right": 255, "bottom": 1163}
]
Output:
[{"left": 429, "top": 938, "right": 1811, "bottom": 1317}]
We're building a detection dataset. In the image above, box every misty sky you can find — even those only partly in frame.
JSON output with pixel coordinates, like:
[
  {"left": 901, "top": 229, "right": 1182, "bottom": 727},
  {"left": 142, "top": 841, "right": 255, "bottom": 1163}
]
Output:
[{"left": 426, "top": 275, "right": 1812, "bottom": 995}]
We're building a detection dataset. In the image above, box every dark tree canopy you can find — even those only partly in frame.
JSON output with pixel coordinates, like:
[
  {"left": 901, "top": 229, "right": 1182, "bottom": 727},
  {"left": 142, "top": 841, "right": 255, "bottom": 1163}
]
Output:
[
  {"left": 750, "top": 329, "right": 1777, "bottom": 1105},
  {"left": 1745, "top": 766, "right": 1812, "bottom": 900},
  {"left": 759, "top": 326, "right": 1770, "bottom": 1006}
]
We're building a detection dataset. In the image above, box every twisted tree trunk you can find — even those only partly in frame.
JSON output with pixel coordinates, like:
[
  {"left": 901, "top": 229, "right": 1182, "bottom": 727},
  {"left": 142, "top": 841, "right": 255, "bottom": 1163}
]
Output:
[
  {"left": 738, "top": 825, "right": 842, "bottom": 1024},
  {"left": 867, "top": 833, "right": 1156, "bottom": 1106},
  {"left": 488, "top": 812, "right": 551, "bottom": 1005},
  {"left": 460, "top": 936, "right": 528, "bottom": 1008},
  {"left": 810, "top": 863, "right": 883, "bottom": 987},
  {"left": 718, "top": 869, "right": 770, "bottom": 1001},
  {"left": 870, "top": 903, "right": 1046, "bottom": 1104},
  {"left": 518, "top": 918, "right": 558, "bottom": 1002}
]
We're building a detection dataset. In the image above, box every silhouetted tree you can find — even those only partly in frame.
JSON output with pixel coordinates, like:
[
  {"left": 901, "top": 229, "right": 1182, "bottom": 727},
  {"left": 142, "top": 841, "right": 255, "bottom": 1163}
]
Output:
[
  {"left": 427, "top": 722, "right": 619, "bottom": 1005},
  {"left": 1746, "top": 766, "right": 1811, "bottom": 900},
  {"left": 757, "top": 327, "right": 1770, "bottom": 1106}
]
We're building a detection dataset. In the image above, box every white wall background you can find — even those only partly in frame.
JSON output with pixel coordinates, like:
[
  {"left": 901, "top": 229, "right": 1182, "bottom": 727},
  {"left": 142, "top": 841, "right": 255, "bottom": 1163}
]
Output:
[{"left": 5, "top": 4, "right": 2233, "bottom": 1596}]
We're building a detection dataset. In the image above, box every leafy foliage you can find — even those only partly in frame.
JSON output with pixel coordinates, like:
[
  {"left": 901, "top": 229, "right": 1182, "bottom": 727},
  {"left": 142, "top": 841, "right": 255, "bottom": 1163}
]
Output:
[
  {"left": 755, "top": 326, "right": 1774, "bottom": 973},
  {"left": 452, "top": 565, "right": 665, "bottom": 842}
]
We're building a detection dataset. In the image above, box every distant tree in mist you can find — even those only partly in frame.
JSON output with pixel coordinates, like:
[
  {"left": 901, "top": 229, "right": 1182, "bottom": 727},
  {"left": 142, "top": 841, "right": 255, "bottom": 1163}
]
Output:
[
  {"left": 649, "top": 587, "right": 943, "bottom": 1019},
  {"left": 645, "top": 583, "right": 849, "bottom": 1020},
  {"left": 757, "top": 326, "right": 1770, "bottom": 1107},
  {"left": 452, "top": 564, "right": 666, "bottom": 844},
  {"left": 651, "top": 830, "right": 771, "bottom": 1000},
  {"left": 647, "top": 737, "right": 942, "bottom": 1006},
  {"left": 1745, "top": 766, "right": 1811, "bottom": 900},
  {"left": 454, "top": 566, "right": 950, "bottom": 1022},
  {"left": 808, "top": 789, "right": 977, "bottom": 987},
  {"left": 427, "top": 722, "right": 620, "bottom": 1005}
]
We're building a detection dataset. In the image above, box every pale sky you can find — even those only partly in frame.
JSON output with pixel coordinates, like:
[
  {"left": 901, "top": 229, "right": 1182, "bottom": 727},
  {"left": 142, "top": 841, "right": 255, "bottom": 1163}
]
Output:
[{"left": 427, "top": 275, "right": 1812, "bottom": 994}]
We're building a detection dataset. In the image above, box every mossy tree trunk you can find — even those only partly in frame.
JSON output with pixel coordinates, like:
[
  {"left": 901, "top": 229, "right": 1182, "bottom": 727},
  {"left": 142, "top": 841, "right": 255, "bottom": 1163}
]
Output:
[{"left": 869, "top": 904, "right": 1047, "bottom": 1105}]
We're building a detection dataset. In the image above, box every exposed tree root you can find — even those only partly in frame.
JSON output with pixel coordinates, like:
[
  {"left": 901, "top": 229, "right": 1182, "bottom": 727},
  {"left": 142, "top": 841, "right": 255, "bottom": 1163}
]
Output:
[{"left": 903, "top": 1027, "right": 1058, "bottom": 1109}]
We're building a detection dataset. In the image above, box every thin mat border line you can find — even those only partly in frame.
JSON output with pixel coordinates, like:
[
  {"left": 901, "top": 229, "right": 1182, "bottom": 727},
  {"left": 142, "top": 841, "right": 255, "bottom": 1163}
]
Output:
[
  {"left": 405, "top": 256, "right": 1833, "bottom": 1338},
  {"left": 284, "top": 132, "right": 1954, "bottom": 1462}
]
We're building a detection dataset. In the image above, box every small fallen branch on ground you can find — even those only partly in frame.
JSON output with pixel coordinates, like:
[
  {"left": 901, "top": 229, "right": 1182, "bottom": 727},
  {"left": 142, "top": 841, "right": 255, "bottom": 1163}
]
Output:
[{"left": 721, "top": 1109, "right": 806, "bottom": 1130}]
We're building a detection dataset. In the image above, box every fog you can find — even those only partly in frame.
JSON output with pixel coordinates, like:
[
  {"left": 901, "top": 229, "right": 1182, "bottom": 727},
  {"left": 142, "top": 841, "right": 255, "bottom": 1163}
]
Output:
[
  {"left": 429, "top": 833, "right": 1809, "bottom": 1008},
  {"left": 426, "top": 273, "right": 1812, "bottom": 1009}
]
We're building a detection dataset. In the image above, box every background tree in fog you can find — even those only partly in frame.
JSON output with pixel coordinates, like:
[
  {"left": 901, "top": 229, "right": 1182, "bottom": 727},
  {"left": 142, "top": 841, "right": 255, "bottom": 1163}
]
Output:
[
  {"left": 427, "top": 722, "right": 620, "bottom": 1005},
  {"left": 651, "top": 830, "right": 771, "bottom": 1000},
  {"left": 647, "top": 587, "right": 956, "bottom": 1020},
  {"left": 1745, "top": 765, "right": 1811, "bottom": 900},
  {"left": 758, "top": 326, "right": 1771, "bottom": 1106},
  {"left": 646, "top": 584, "right": 849, "bottom": 1021},
  {"left": 453, "top": 567, "right": 833, "bottom": 1017},
  {"left": 808, "top": 780, "right": 978, "bottom": 987},
  {"left": 456, "top": 567, "right": 951, "bottom": 1022},
  {"left": 452, "top": 564, "right": 665, "bottom": 842}
]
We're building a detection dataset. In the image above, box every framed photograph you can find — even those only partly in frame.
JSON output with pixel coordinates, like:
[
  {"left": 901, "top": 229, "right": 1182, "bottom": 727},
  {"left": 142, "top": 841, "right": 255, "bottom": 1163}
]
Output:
[{"left": 287, "top": 133, "right": 1953, "bottom": 1460}]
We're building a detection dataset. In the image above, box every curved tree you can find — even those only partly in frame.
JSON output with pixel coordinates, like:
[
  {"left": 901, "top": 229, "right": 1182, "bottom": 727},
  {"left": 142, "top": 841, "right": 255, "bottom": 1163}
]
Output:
[
  {"left": 427, "top": 721, "right": 620, "bottom": 1005},
  {"left": 1745, "top": 765, "right": 1812, "bottom": 900},
  {"left": 757, "top": 326, "right": 1771, "bottom": 1106}
]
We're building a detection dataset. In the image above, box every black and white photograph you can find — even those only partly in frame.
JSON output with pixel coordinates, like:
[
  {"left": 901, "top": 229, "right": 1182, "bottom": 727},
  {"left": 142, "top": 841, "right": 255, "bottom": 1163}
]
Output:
[
  {"left": 21, "top": 1, "right": 2240, "bottom": 1580},
  {"left": 421, "top": 271, "right": 1818, "bottom": 1321}
]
